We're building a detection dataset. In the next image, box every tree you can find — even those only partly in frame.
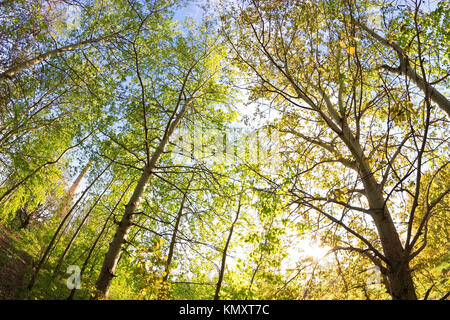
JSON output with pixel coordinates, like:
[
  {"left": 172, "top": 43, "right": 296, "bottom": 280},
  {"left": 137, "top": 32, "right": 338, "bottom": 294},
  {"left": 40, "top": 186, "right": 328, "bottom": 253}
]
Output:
[
  {"left": 219, "top": 0, "right": 449, "bottom": 299},
  {"left": 214, "top": 191, "right": 242, "bottom": 300},
  {"left": 0, "top": 0, "right": 448, "bottom": 301},
  {"left": 92, "top": 8, "right": 230, "bottom": 297}
]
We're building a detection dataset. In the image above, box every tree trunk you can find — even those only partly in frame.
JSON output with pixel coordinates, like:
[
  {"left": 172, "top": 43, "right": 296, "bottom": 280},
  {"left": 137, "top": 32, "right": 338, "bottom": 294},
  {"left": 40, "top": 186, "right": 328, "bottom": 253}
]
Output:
[
  {"left": 342, "top": 126, "right": 417, "bottom": 299},
  {"left": 385, "top": 260, "right": 417, "bottom": 300},
  {"left": 67, "top": 183, "right": 131, "bottom": 300},
  {"left": 94, "top": 166, "right": 151, "bottom": 298},
  {"left": 157, "top": 177, "right": 192, "bottom": 299},
  {"left": 214, "top": 197, "right": 242, "bottom": 300},
  {"left": 55, "top": 160, "right": 92, "bottom": 219},
  {"left": 370, "top": 205, "right": 417, "bottom": 299},
  {"left": 94, "top": 100, "right": 190, "bottom": 299},
  {"left": 163, "top": 175, "right": 193, "bottom": 283},
  {"left": 163, "top": 197, "right": 184, "bottom": 282}
]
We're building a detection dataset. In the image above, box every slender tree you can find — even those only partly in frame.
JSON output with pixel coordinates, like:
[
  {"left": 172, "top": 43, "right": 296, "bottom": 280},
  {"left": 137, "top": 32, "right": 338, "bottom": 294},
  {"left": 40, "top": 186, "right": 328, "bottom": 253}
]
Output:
[
  {"left": 27, "top": 160, "right": 111, "bottom": 290},
  {"left": 214, "top": 194, "right": 242, "bottom": 300}
]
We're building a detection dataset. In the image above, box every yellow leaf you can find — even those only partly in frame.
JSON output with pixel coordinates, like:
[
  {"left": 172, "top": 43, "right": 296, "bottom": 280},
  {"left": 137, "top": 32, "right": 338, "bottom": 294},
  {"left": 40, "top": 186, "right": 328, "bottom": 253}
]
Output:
[
  {"left": 347, "top": 46, "right": 356, "bottom": 55},
  {"left": 339, "top": 41, "right": 346, "bottom": 48}
]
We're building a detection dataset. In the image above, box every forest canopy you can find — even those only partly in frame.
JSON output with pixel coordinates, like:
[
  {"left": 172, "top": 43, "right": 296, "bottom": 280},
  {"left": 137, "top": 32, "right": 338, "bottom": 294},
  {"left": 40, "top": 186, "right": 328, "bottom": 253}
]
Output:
[{"left": 0, "top": 0, "right": 448, "bottom": 301}]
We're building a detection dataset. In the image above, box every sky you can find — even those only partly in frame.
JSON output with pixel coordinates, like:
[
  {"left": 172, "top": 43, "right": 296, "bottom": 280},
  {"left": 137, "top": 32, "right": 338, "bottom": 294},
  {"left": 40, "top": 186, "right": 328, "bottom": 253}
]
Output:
[{"left": 173, "top": 0, "right": 205, "bottom": 23}]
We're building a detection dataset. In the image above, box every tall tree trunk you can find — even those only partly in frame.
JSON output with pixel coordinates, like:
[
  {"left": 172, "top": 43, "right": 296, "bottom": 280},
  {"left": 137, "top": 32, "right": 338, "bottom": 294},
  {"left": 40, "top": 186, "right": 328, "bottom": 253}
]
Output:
[
  {"left": 341, "top": 126, "right": 417, "bottom": 299},
  {"left": 94, "top": 100, "right": 190, "bottom": 299},
  {"left": 214, "top": 196, "right": 242, "bottom": 300},
  {"left": 55, "top": 160, "right": 93, "bottom": 219},
  {"left": 93, "top": 168, "right": 149, "bottom": 297},
  {"left": 162, "top": 196, "right": 185, "bottom": 282},
  {"left": 67, "top": 183, "right": 131, "bottom": 300},
  {"left": 44, "top": 211, "right": 75, "bottom": 266},
  {"left": 288, "top": 59, "right": 417, "bottom": 298}
]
